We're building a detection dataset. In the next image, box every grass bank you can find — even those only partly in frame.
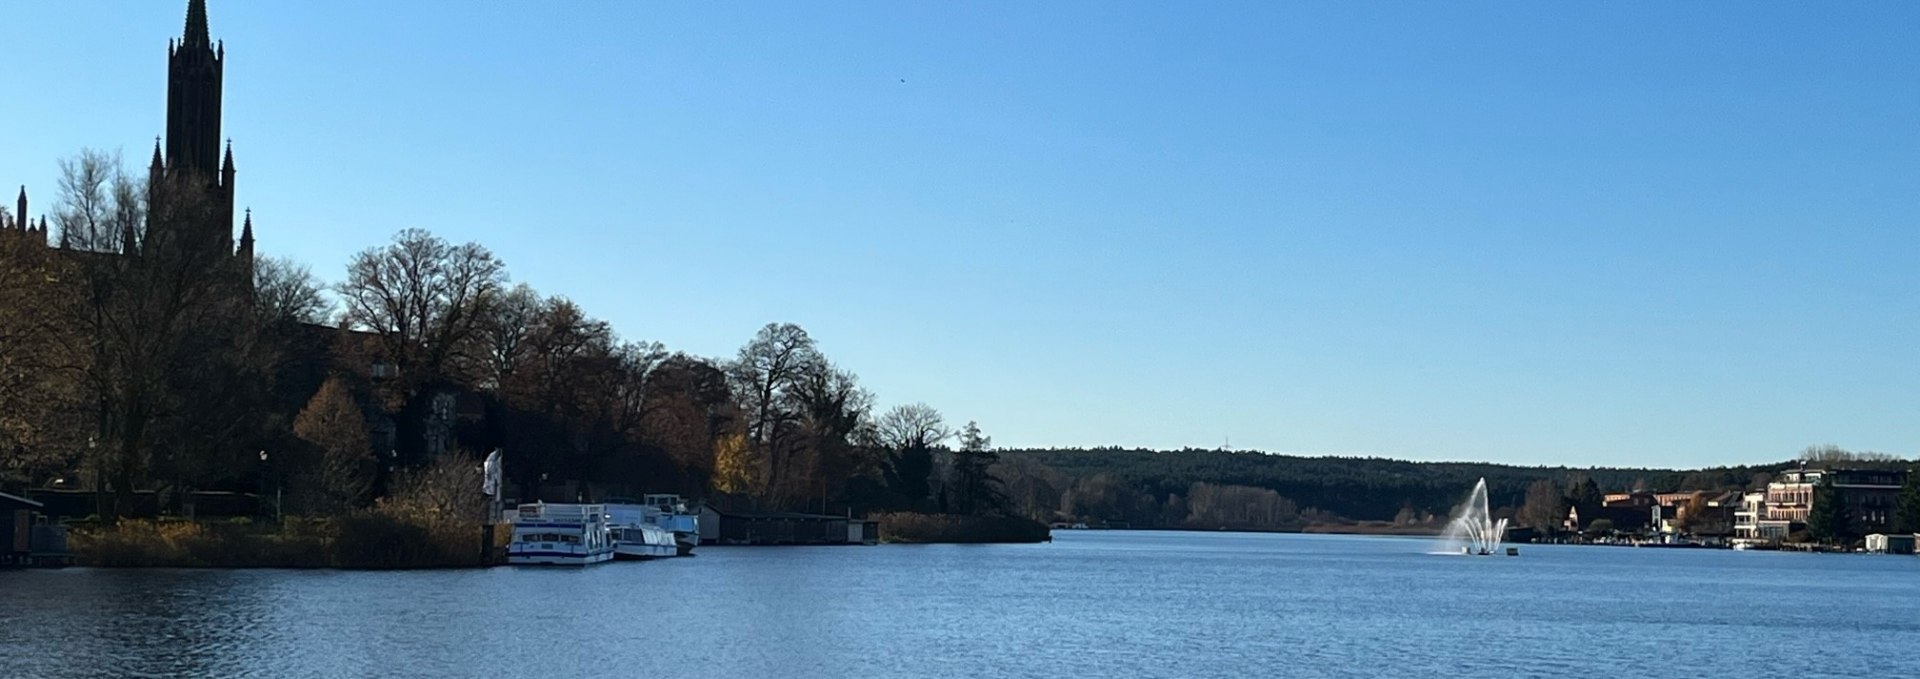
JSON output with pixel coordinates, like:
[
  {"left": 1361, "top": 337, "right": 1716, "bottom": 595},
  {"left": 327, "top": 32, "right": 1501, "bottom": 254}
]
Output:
[
  {"left": 69, "top": 515, "right": 505, "bottom": 569},
  {"left": 874, "top": 512, "right": 1052, "bottom": 544}
]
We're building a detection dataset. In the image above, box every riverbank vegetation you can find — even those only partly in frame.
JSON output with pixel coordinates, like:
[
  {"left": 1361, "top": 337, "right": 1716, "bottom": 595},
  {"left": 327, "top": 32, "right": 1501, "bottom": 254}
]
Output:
[
  {"left": 1, "top": 150, "right": 1043, "bottom": 557},
  {"left": 874, "top": 513, "right": 1050, "bottom": 544},
  {"left": 70, "top": 457, "right": 499, "bottom": 568}
]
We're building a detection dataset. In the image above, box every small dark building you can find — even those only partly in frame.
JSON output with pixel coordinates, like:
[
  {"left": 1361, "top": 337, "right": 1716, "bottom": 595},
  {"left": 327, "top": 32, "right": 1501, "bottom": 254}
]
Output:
[
  {"left": 2, "top": 491, "right": 69, "bottom": 568},
  {"left": 698, "top": 507, "right": 877, "bottom": 546}
]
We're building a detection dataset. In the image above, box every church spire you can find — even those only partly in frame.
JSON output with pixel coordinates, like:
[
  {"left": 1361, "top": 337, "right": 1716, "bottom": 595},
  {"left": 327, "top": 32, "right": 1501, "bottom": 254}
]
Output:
[
  {"left": 166, "top": 0, "right": 224, "bottom": 177},
  {"left": 221, "top": 139, "right": 236, "bottom": 184},
  {"left": 184, "top": 0, "right": 211, "bottom": 49},
  {"left": 15, "top": 186, "right": 25, "bottom": 230},
  {"left": 150, "top": 137, "right": 165, "bottom": 172}
]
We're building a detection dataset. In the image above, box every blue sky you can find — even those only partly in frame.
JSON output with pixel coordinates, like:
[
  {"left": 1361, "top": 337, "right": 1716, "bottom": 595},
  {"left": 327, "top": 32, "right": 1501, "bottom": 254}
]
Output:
[{"left": 4, "top": 2, "right": 1915, "bottom": 468}]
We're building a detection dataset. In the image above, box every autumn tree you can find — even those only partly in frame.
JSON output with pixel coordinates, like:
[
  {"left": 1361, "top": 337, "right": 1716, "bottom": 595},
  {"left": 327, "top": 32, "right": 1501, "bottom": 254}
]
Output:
[
  {"left": 1676, "top": 492, "right": 1715, "bottom": 535},
  {"left": 641, "top": 354, "right": 738, "bottom": 490},
  {"left": 292, "top": 376, "right": 373, "bottom": 514},
  {"left": 0, "top": 205, "right": 73, "bottom": 485},
  {"left": 710, "top": 432, "right": 759, "bottom": 496},
  {"left": 1517, "top": 479, "right": 1565, "bottom": 531}
]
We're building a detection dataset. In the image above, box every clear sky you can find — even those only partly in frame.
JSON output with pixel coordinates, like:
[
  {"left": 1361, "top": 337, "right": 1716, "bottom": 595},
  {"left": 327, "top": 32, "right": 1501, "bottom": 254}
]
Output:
[{"left": 4, "top": 2, "right": 1915, "bottom": 468}]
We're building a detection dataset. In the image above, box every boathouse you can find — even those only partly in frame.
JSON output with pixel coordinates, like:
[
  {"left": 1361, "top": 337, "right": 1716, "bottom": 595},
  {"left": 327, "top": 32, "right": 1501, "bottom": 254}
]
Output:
[
  {"left": 1, "top": 491, "right": 70, "bottom": 567},
  {"left": 1865, "top": 533, "right": 1916, "bottom": 555},
  {"left": 698, "top": 507, "right": 878, "bottom": 546}
]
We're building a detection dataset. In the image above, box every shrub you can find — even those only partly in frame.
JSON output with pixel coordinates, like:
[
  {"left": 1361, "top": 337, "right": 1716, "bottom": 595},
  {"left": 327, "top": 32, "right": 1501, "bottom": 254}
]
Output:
[{"left": 875, "top": 512, "right": 1051, "bottom": 544}]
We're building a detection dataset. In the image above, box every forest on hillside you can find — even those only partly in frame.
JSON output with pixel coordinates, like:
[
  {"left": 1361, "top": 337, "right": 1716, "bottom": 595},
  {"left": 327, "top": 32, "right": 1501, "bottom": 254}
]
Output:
[{"left": 987, "top": 445, "right": 1912, "bottom": 531}]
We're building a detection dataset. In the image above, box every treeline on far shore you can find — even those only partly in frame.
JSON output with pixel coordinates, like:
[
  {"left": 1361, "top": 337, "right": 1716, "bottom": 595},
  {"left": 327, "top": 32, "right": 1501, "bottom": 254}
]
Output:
[{"left": 986, "top": 445, "right": 1917, "bottom": 533}]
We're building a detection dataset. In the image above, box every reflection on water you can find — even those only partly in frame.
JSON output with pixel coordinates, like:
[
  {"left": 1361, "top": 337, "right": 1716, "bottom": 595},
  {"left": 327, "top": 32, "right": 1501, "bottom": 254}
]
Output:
[{"left": 5, "top": 532, "right": 1920, "bottom": 678}]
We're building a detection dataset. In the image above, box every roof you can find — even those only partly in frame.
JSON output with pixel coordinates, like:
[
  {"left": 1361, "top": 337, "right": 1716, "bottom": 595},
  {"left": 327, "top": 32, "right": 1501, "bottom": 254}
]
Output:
[
  {"left": 705, "top": 507, "right": 850, "bottom": 521},
  {"left": 0, "top": 491, "right": 45, "bottom": 511}
]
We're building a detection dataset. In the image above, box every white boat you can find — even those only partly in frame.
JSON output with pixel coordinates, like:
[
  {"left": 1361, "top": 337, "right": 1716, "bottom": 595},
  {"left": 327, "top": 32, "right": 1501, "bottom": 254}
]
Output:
[
  {"left": 606, "top": 498, "right": 697, "bottom": 558},
  {"left": 628, "top": 494, "right": 700, "bottom": 556},
  {"left": 610, "top": 523, "right": 678, "bottom": 560},
  {"left": 605, "top": 504, "right": 677, "bottom": 560},
  {"left": 508, "top": 503, "right": 615, "bottom": 566}
]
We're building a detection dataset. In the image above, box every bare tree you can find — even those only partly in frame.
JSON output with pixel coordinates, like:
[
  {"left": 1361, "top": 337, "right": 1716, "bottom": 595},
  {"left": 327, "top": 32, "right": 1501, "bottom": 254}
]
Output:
[
  {"left": 875, "top": 403, "right": 950, "bottom": 452},
  {"left": 45, "top": 150, "right": 258, "bottom": 517},
  {"left": 1518, "top": 479, "right": 1566, "bottom": 530},
  {"left": 253, "top": 255, "right": 332, "bottom": 327},
  {"left": 336, "top": 228, "right": 506, "bottom": 392},
  {"left": 726, "top": 322, "right": 822, "bottom": 504},
  {"left": 874, "top": 403, "right": 948, "bottom": 507},
  {"left": 475, "top": 282, "right": 540, "bottom": 390}
]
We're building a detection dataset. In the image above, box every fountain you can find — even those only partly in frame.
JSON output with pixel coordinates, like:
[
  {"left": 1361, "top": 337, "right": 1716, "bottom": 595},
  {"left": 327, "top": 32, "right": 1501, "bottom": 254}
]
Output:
[{"left": 1437, "top": 478, "right": 1508, "bottom": 556}]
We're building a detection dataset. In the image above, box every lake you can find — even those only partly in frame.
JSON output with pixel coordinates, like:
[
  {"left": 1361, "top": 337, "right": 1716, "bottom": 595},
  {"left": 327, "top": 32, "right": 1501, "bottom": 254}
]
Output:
[{"left": 5, "top": 530, "right": 1920, "bottom": 677}]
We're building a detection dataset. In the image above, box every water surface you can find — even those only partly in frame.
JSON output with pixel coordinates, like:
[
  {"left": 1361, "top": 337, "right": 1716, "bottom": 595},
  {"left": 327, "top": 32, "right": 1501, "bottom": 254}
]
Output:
[{"left": 4, "top": 531, "right": 1919, "bottom": 677}]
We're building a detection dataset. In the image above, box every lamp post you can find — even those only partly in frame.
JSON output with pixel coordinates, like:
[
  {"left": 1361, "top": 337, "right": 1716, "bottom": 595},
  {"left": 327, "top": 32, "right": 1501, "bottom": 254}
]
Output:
[
  {"left": 89, "top": 437, "right": 101, "bottom": 520},
  {"left": 259, "top": 450, "right": 279, "bottom": 524}
]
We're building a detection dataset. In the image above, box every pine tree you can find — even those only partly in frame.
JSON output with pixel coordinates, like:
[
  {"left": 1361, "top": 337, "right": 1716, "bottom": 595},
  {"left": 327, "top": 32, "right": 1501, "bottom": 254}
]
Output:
[
  {"left": 1806, "top": 473, "right": 1849, "bottom": 544},
  {"left": 949, "top": 421, "right": 1002, "bottom": 515},
  {"left": 1893, "top": 471, "right": 1920, "bottom": 534},
  {"left": 1565, "top": 477, "right": 1603, "bottom": 514}
]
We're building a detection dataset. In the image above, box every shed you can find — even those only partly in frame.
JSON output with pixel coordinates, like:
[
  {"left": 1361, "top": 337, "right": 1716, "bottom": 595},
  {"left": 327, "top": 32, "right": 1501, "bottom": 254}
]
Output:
[
  {"left": 2, "top": 491, "right": 69, "bottom": 567},
  {"left": 698, "top": 507, "right": 873, "bottom": 546},
  {"left": 1865, "top": 533, "right": 1916, "bottom": 555}
]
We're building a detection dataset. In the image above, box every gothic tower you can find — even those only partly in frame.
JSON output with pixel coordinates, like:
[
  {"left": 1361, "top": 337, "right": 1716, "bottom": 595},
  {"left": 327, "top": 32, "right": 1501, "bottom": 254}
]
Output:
[
  {"left": 167, "top": 0, "right": 223, "bottom": 178},
  {"left": 157, "top": 0, "right": 244, "bottom": 265}
]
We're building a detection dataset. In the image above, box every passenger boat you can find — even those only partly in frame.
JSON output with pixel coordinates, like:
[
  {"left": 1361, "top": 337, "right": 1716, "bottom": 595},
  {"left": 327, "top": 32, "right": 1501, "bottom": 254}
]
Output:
[
  {"left": 617, "top": 494, "right": 699, "bottom": 556},
  {"left": 508, "top": 503, "right": 615, "bottom": 566},
  {"left": 606, "top": 496, "right": 698, "bottom": 558},
  {"left": 647, "top": 494, "right": 701, "bottom": 556},
  {"left": 605, "top": 504, "right": 678, "bottom": 560}
]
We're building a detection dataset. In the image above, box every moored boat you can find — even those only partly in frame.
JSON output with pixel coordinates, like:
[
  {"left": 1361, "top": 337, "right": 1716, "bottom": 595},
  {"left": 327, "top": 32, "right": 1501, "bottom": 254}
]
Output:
[
  {"left": 605, "top": 503, "right": 679, "bottom": 560},
  {"left": 508, "top": 503, "right": 615, "bottom": 566},
  {"left": 610, "top": 523, "right": 677, "bottom": 560},
  {"left": 642, "top": 494, "right": 700, "bottom": 556}
]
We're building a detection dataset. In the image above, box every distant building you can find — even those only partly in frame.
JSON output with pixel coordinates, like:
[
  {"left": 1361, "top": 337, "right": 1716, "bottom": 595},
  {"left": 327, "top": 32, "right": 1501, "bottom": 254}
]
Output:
[
  {"left": 1734, "top": 491, "right": 1785, "bottom": 542},
  {"left": 1780, "top": 467, "right": 1904, "bottom": 536},
  {"left": 1736, "top": 467, "right": 1908, "bottom": 544}
]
